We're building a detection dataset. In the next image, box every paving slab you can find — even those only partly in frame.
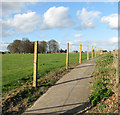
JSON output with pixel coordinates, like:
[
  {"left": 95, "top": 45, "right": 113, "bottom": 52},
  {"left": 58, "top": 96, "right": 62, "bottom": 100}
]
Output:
[{"left": 23, "top": 56, "right": 105, "bottom": 115}]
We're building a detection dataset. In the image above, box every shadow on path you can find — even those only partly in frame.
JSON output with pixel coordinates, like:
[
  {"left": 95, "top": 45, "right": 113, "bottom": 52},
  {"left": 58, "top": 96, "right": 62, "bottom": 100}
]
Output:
[
  {"left": 76, "top": 64, "right": 95, "bottom": 69},
  {"left": 37, "top": 76, "right": 93, "bottom": 88},
  {"left": 60, "top": 102, "right": 91, "bottom": 115},
  {"left": 25, "top": 102, "right": 84, "bottom": 112},
  {"left": 23, "top": 102, "right": 92, "bottom": 115},
  {"left": 54, "top": 76, "right": 93, "bottom": 86}
]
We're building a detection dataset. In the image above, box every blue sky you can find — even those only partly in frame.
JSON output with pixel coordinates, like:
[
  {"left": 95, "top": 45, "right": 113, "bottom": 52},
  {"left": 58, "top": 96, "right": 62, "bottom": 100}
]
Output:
[{"left": 1, "top": 2, "right": 118, "bottom": 51}]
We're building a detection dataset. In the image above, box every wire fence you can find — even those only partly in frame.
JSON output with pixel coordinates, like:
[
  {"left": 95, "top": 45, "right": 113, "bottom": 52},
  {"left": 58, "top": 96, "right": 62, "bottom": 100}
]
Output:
[{"left": 33, "top": 41, "right": 103, "bottom": 87}]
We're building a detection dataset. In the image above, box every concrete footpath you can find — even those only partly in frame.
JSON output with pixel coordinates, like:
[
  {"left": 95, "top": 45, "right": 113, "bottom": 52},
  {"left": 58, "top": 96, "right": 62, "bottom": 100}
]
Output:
[{"left": 23, "top": 56, "right": 104, "bottom": 115}]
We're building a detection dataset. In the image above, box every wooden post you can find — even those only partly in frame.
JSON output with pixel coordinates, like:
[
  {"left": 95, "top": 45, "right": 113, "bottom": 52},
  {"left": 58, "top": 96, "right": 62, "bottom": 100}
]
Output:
[
  {"left": 115, "top": 50, "right": 119, "bottom": 87},
  {"left": 95, "top": 46, "right": 96, "bottom": 57},
  {"left": 87, "top": 45, "right": 89, "bottom": 60},
  {"left": 97, "top": 48, "right": 100, "bottom": 56},
  {"left": 92, "top": 46, "right": 93, "bottom": 59},
  {"left": 99, "top": 48, "right": 101, "bottom": 55},
  {"left": 33, "top": 41, "right": 38, "bottom": 87},
  {"left": 79, "top": 44, "right": 82, "bottom": 64},
  {"left": 101, "top": 48, "right": 103, "bottom": 54},
  {"left": 66, "top": 43, "right": 69, "bottom": 69}
]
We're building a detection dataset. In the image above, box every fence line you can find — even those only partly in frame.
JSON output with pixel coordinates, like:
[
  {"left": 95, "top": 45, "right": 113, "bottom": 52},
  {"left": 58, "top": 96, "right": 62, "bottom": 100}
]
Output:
[
  {"left": 65, "top": 43, "right": 103, "bottom": 69},
  {"left": 33, "top": 41, "right": 103, "bottom": 86}
]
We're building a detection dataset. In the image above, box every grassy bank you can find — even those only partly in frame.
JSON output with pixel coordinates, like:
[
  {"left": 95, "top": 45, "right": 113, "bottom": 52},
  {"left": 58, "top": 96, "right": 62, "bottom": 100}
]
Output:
[{"left": 87, "top": 54, "right": 119, "bottom": 113}]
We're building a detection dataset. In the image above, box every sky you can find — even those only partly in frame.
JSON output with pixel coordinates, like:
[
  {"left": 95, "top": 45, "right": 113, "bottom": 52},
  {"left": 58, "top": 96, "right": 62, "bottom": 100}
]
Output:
[{"left": 0, "top": 1, "right": 119, "bottom": 52}]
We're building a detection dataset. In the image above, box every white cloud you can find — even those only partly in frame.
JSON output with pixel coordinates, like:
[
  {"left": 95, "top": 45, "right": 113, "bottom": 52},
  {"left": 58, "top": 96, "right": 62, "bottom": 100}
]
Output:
[
  {"left": 40, "top": 6, "right": 75, "bottom": 30},
  {"left": 1, "top": 2, "right": 25, "bottom": 17},
  {"left": 74, "top": 34, "right": 83, "bottom": 38},
  {"left": 66, "top": 37, "right": 118, "bottom": 52},
  {"left": 69, "top": 40, "right": 82, "bottom": 45},
  {"left": 109, "top": 37, "right": 118, "bottom": 43},
  {"left": 101, "top": 14, "right": 119, "bottom": 29},
  {"left": 2, "top": 0, "right": 119, "bottom": 2},
  {"left": 58, "top": 42, "right": 62, "bottom": 45},
  {"left": 2, "top": 31, "right": 15, "bottom": 38},
  {"left": 2, "top": 0, "right": 40, "bottom": 2},
  {"left": 0, "top": 42, "right": 9, "bottom": 51},
  {"left": 92, "top": 37, "right": 118, "bottom": 50},
  {"left": 2, "top": 12, "right": 42, "bottom": 37},
  {"left": 11, "top": 12, "right": 42, "bottom": 33},
  {"left": 76, "top": 8, "right": 101, "bottom": 29}
]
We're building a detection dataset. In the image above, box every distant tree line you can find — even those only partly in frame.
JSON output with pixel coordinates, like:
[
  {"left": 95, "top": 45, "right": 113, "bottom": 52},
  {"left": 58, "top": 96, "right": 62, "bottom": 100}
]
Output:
[{"left": 7, "top": 38, "right": 64, "bottom": 54}]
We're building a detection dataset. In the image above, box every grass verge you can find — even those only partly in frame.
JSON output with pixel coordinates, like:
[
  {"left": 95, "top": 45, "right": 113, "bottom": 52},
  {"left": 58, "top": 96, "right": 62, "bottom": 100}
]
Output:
[{"left": 87, "top": 54, "right": 119, "bottom": 113}]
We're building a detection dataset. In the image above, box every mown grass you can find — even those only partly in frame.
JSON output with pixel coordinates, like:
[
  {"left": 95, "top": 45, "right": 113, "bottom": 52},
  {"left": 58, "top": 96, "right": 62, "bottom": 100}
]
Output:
[
  {"left": 2, "top": 53, "right": 94, "bottom": 93},
  {"left": 2, "top": 52, "right": 97, "bottom": 114}
]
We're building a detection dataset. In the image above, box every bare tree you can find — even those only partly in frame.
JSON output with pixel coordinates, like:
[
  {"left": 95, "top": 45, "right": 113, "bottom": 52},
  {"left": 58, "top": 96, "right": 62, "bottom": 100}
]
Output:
[
  {"left": 38, "top": 41, "right": 47, "bottom": 53},
  {"left": 7, "top": 40, "right": 23, "bottom": 53},
  {"left": 7, "top": 39, "right": 59, "bottom": 54},
  {"left": 22, "top": 38, "right": 33, "bottom": 53},
  {"left": 7, "top": 39, "right": 33, "bottom": 53},
  {"left": 48, "top": 40, "right": 59, "bottom": 53}
]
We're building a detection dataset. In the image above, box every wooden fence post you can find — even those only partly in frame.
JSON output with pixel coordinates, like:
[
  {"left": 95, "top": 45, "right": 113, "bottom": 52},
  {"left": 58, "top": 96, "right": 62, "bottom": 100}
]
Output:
[
  {"left": 95, "top": 46, "right": 96, "bottom": 57},
  {"left": 101, "top": 48, "right": 103, "bottom": 54},
  {"left": 92, "top": 46, "right": 93, "bottom": 59},
  {"left": 99, "top": 48, "right": 100, "bottom": 55},
  {"left": 115, "top": 50, "right": 119, "bottom": 87},
  {"left": 98, "top": 48, "right": 99, "bottom": 56},
  {"left": 87, "top": 45, "right": 89, "bottom": 60},
  {"left": 79, "top": 44, "right": 82, "bottom": 64},
  {"left": 66, "top": 43, "right": 69, "bottom": 69},
  {"left": 33, "top": 41, "right": 38, "bottom": 87}
]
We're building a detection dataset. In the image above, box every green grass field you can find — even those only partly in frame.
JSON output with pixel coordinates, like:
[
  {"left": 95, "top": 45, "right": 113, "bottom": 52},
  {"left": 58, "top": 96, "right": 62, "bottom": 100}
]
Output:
[{"left": 2, "top": 53, "right": 94, "bottom": 92}]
